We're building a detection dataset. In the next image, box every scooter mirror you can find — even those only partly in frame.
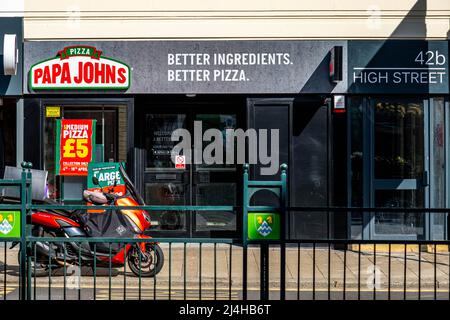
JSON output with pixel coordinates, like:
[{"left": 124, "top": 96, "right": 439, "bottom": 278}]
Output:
[{"left": 92, "top": 176, "right": 100, "bottom": 186}]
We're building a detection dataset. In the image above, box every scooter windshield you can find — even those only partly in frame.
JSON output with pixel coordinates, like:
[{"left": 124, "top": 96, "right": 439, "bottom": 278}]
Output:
[{"left": 119, "top": 163, "right": 146, "bottom": 206}]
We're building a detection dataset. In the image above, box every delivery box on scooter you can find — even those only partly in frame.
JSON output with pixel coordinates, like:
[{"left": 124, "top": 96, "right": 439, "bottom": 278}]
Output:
[{"left": 1, "top": 166, "right": 48, "bottom": 201}]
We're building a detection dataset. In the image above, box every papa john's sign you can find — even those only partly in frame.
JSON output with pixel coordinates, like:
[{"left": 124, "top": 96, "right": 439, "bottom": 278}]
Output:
[{"left": 29, "top": 45, "right": 130, "bottom": 90}]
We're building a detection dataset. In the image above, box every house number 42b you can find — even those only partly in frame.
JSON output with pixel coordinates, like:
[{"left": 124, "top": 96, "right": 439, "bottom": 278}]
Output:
[{"left": 415, "top": 51, "right": 446, "bottom": 65}]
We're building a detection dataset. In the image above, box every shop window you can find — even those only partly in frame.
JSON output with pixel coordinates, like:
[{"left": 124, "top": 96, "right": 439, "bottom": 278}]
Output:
[
  {"left": 373, "top": 101, "right": 424, "bottom": 180},
  {"left": 44, "top": 105, "right": 127, "bottom": 202},
  {"left": 430, "top": 97, "right": 446, "bottom": 240},
  {"left": 142, "top": 110, "right": 238, "bottom": 234},
  {"left": 0, "top": 99, "right": 16, "bottom": 177},
  {"left": 372, "top": 99, "right": 425, "bottom": 238},
  {"left": 349, "top": 97, "right": 364, "bottom": 238},
  {"left": 145, "top": 114, "right": 187, "bottom": 169},
  {"left": 290, "top": 100, "right": 329, "bottom": 239},
  {"left": 349, "top": 96, "right": 448, "bottom": 240}
]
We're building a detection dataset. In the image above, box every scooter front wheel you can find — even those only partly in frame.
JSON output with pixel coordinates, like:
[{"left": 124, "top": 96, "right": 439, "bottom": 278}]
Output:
[{"left": 127, "top": 244, "right": 164, "bottom": 277}]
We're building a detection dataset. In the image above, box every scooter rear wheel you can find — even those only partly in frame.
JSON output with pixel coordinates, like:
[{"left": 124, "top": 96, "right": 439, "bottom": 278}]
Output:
[{"left": 127, "top": 244, "right": 164, "bottom": 277}]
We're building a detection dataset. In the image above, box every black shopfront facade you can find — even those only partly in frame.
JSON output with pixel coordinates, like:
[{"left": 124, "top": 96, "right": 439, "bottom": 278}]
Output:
[{"left": 22, "top": 40, "right": 450, "bottom": 240}]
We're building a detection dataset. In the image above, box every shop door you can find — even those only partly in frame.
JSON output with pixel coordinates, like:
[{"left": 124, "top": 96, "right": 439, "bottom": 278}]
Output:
[
  {"left": 142, "top": 109, "right": 239, "bottom": 237},
  {"left": 364, "top": 98, "right": 428, "bottom": 240}
]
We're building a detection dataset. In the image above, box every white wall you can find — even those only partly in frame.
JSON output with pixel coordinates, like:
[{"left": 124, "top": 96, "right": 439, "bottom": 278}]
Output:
[
  {"left": 23, "top": 0, "right": 450, "bottom": 40},
  {"left": 0, "top": 0, "right": 24, "bottom": 17}
]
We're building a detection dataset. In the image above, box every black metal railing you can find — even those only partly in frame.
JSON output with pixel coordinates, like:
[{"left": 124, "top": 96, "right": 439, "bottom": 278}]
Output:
[
  {"left": 0, "top": 163, "right": 449, "bottom": 300},
  {"left": 4, "top": 236, "right": 447, "bottom": 300}
]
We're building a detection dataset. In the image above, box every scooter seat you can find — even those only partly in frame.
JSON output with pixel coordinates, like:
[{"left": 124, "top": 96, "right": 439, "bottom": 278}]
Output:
[{"left": 83, "top": 190, "right": 108, "bottom": 205}]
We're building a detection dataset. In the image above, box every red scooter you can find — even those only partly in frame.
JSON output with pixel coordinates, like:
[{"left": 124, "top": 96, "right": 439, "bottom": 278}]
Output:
[{"left": 24, "top": 164, "right": 164, "bottom": 277}]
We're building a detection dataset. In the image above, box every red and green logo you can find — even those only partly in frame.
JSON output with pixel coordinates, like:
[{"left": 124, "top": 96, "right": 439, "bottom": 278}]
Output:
[
  {"left": 29, "top": 45, "right": 130, "bottom": 90},
  {"left": 55, "top": 119, "right": 96, "bottom": 176}
]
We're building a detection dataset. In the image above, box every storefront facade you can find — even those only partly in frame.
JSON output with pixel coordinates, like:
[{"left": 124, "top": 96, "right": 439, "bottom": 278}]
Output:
[
  {"left": 347, "top": 41, "right": 449, "bottom": 240},
  {"left": 20, "top": 39, "right": 450, "bottom": 240},
  {"left": 21, "top": 40, "right": 342, "bottom": 238}
]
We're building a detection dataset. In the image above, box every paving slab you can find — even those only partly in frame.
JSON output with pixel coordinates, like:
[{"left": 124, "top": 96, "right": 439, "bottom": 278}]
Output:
[{"left": 1, "top": 244, "right": 449, "bottom": 291}]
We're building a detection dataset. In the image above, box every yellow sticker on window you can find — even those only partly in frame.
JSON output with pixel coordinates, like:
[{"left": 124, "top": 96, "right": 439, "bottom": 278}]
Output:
[{"left": 45, "top": 106, "right": 61, "bottom": 118}]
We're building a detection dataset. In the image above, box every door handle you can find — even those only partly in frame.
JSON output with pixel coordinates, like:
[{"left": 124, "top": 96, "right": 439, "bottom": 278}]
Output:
[{"left": 422, "top": 171, "right": 429, "bottom": 187}]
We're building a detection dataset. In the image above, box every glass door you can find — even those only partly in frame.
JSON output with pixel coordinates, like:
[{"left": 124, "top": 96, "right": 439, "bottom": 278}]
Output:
[
  {"left": 368, "top": 98, "right": 427, "bottom": 240},
  {"left": 350, "top": 97, "right": 448, "bottom": 240},
  {"left": 141, "top": 108, "right": 239, "bottom": 237},
  {"left": 144, "top": 113, "right": 190, "bottom": 235},
  {"left": 192, "top": 113, "right": 237, "bottom": 234}
]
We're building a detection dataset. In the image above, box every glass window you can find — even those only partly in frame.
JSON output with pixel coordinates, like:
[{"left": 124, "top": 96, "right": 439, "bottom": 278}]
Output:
[
  {"left": 372, "top": 98, "right": 425, "bottom": 238},
  {"left": 44, "top": 105, "right": 126, "bottom": 201},
  {"left": 349, "top": 97, "right": 363, "bottom": 238},
  {"left": 145, "top": 114, "right": 187, "bottom": 169},
  {"left": 349, "top": 97, "right": 432, "bottom": 239},
  {"left": 290, "top": 101, "right": 329, "bottom": 239},
  {"left": 194, "top": 114, "right": 236, "bottom": 170},
  {"left": 145, "top": 182, "right": 187, "bottom": 231},
  {"left": 0, "top": 99, "right": 17, "bottom": 177},
  {"left": 193, "top": 114, "right": 237, "bottom": 232},
  {"left": 374, "top": 189, "right": 424, "bottom": 235},
  {"left": 374, "top": 100, "right": 424, "bottom": 180},
  {"left": 430, "top": 98, "right": 446, "bottom": 240},
  {"left": 44, "top": 114, "right": 58, "bottom": 199},
  {"left": 195, "top": 183, "right": 236, "bottom": 231}
]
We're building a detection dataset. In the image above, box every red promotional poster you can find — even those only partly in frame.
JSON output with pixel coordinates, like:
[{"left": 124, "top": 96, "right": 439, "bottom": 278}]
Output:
[{"left": 55, "top": 119, "right": 96, "bottom": 176}]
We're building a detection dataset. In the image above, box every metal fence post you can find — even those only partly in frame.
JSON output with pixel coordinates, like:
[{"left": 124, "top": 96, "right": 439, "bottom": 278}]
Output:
[
  {"left": 260, "top": 243, "right": 269, "bottom": 300},
  {"left": 242, "top": 164, "right": 249, "bottom": 300},
  {"left": 25, "top": 162, "right": 33, "bottom": 300},
  {"left": 19, "top": 162, "right": 28, "bottom": 300},
  {"left": 280, "top": 164, "right": 287, "bottom": 300},
  {"left": 244, "top": 163, "right": 288, "bottom": 301}
]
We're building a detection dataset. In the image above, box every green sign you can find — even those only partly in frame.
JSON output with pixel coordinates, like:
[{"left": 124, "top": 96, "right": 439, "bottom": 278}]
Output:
[
  {"left": 88, "top": 162, "right": 125, "bottom": 191},
  {"left": 0, "top": 211, "right": 21, "bottom": 238},
  {"left": 247, "top": 212, "right": 280, "bottom": 240}
]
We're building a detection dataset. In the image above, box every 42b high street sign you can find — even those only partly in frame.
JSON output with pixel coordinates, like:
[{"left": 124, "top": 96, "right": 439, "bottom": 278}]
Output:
[{"left": 29, "top": 45, "right": 130, "bottom": 90}]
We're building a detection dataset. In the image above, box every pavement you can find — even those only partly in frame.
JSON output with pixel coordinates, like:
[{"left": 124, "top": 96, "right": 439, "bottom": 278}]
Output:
[{"left": 1, "top": 243, "right": 449, "bottom": 300}]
